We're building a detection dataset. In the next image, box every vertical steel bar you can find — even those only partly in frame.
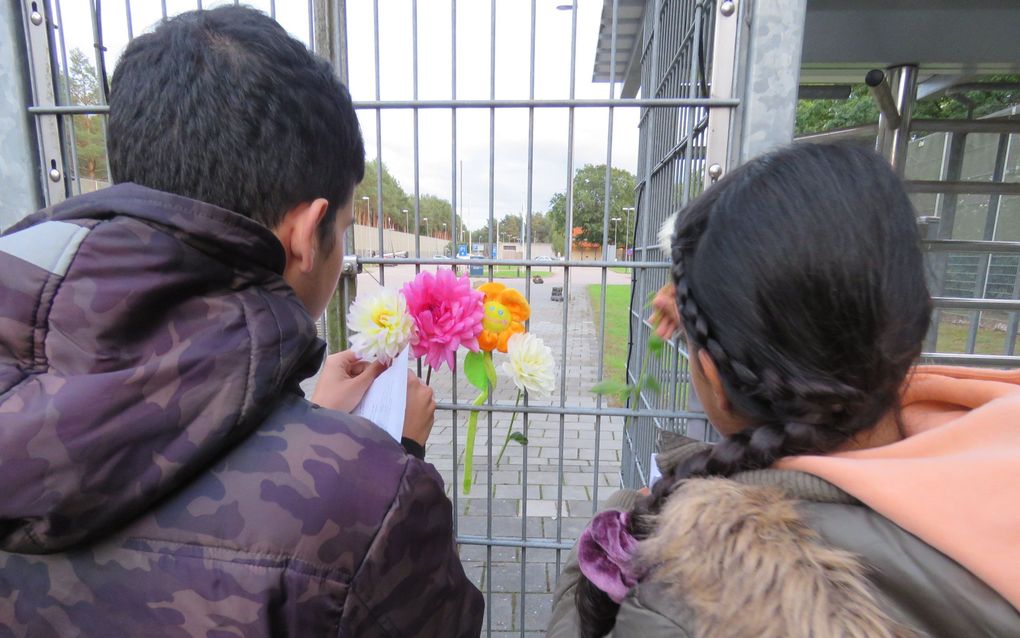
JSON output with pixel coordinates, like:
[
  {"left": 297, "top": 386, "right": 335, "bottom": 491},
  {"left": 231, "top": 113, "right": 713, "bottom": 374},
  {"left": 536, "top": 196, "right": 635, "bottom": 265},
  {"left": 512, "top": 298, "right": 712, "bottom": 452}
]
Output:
[
  {"left": 124, "top": 0, "right": 133, "bottom": 39},
  {"left": 307, "top": 0, "right": 314, "bottom": 50},
  {"left": 681, "top": 3, "right": 702, "bottom": 206},
  {"left": 450, "top": 0, "right": 459, "bottom": 542},
  {"left": 629, "top": 0, "right": 662, "bottom": 488},
  {"left": 411, "top": 0, "right": 420, "bottom": 270},
  {"left": 519, "top": 0, "right": 538, "bottom": 631},
  {"left": 371, "top": 0, "right": 384, "bottom": 286},
  {"left": 591, "top": 0, "right": 622, "bottom": 517},
  {"left": 889, "top": 65, "right": 918, "bottom": 176},
  {"left": 160, "top": 0, "right": 167, "bottom": 20},
  {"left": 554, "top": 0, "right": 579, "bottom": 577},
  {"left": 52, "top": 0, "right": 83, "bottom": 197},
  {"left": 269, "top": 0, "right": 275, "bottom": 19},
  {"left": 486, "top": 2, "right": 497, "bottom": 633}
]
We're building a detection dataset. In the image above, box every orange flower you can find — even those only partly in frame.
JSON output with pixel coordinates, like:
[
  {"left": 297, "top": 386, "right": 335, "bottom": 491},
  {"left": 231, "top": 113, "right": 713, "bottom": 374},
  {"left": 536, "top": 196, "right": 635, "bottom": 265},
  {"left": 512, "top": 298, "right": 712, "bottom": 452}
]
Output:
[{"left": 476, "top": 282, "right": 531, "bottom": 352}]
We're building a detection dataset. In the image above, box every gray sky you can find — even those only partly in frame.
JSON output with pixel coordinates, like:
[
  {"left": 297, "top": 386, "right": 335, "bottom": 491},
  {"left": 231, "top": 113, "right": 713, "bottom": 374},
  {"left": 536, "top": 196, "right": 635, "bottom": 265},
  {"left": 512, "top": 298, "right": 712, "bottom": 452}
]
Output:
[{"left": 55, "top": 0, "right": 639, "bottom": 231}]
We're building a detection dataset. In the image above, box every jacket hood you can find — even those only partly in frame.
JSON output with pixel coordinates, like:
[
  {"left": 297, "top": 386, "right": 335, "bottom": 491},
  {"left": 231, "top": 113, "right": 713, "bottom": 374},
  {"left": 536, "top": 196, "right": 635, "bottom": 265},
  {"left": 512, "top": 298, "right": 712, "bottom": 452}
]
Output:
[
  {"left": 780, "top": 365, "right": 1020, "bottom": 613},
  {"left": 0, "top": 184, "right": 324, "bottom": 552}
]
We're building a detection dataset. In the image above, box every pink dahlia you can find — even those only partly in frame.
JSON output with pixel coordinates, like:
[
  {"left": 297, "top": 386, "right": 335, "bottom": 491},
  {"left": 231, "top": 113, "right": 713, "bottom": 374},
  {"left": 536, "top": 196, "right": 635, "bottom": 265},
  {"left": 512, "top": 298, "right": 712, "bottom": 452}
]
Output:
[{"left": 401, "top": 269, "right": 484, "bottom": 370}]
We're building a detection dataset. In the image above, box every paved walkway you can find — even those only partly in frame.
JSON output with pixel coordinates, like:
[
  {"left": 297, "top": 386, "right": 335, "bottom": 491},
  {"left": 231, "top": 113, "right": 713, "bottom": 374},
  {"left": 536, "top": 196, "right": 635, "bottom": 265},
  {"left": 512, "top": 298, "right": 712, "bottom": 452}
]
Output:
[{"left": 303, "top": 263, "right": 632, "bottom": 635}]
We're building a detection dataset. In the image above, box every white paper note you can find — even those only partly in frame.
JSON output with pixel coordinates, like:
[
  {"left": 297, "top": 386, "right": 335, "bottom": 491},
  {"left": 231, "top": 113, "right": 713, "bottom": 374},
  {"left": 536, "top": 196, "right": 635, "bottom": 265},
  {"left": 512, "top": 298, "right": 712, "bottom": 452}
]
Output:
[
  {"left": 648, "top": 452, "right": 663, "bottom": 488},
  {"left": 353, "top": 347, "right": 409, "bottom": 442}
]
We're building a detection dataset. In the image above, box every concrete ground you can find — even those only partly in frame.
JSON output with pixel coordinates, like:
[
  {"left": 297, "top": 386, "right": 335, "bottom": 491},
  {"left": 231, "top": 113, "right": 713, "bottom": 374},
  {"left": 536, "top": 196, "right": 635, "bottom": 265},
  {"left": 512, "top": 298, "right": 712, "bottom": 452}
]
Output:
[{"left": 303, "top": 263, "right": 633, "bottom": 635}]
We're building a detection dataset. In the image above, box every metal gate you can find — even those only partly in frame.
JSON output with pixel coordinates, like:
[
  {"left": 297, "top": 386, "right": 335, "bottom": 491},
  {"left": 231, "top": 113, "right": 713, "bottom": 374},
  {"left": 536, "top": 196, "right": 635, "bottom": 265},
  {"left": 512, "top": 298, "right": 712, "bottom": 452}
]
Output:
[{"left": 7, "top": 0, "right": 752, "bottom": 633}]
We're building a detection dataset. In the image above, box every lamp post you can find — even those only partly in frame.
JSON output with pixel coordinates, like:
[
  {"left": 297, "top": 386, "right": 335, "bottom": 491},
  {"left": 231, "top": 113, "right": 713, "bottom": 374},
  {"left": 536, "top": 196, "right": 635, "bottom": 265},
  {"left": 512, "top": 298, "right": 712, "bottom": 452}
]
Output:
[
  {"left": 401, "top": 209, "right": 411, "bottom": 255},
  {"left": 362, "top": 195, "right": 371, "bottom": 226},
  {"left": 442, "top": 222, "right": 448, "bottom": 239},
  {"left": 622, "top": 206, "right": 635, "bottom": 260},
  {"left": 611, "top": 217, "right": 622, "bottom": 258},
  {"left": 423, "top": 217, "right": 430, "bottom": 238}
]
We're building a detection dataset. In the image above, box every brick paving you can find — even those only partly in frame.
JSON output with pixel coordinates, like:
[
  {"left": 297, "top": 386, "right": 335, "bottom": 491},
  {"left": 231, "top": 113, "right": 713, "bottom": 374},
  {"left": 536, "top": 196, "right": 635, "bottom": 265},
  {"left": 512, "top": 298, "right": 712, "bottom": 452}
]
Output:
[{"left": 303, "top": 264, "right": 631, "bottom": 634}]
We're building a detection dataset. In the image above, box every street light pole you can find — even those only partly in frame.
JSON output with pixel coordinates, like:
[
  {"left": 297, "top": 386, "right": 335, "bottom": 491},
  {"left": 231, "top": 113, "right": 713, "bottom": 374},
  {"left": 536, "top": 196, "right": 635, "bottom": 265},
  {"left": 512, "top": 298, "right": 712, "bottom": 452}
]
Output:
[
  {"left": 362, "top": 195, "right": 371, "bottom": 226},
  {"left": 423, "top": 217, "right": 429, "bottom": 238},
  {"left": 611, "top": 217, "right": 622, "bottom": 257}
]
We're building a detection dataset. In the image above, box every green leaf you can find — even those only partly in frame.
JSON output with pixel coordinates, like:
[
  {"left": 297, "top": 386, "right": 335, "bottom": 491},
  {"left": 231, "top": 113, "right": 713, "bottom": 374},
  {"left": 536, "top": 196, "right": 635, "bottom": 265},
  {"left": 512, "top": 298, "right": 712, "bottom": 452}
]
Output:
[
  {"left": 648, "top": 333, "right": 665, "bottom": 356},
  {"left": 509, "top": 432, "right": 529, "bottom": 445},
  {"left": 642, "top": 373, "right": 661, "bottom": 394},
  {"left": 462, "top": 390, "right": 488, "bottom": 495},
  {"left": 464, "top": 351, "right": 488, "bottom": 392},
  {"left": 591, "top": 379, "right": 631, "bottom": 396}
]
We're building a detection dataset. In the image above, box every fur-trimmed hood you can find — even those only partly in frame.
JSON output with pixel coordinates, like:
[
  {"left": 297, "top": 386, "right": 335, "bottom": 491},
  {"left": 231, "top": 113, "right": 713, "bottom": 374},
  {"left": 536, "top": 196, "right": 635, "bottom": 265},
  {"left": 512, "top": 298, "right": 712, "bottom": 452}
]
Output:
[{"left": 631, "top": 478, "right": 914, "bottom": 638}]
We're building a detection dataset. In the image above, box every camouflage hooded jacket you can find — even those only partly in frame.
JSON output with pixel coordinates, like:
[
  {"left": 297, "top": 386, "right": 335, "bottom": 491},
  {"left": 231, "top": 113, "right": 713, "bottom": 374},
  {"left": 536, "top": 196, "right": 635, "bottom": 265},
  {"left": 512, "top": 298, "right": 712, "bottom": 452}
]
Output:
[{"left": 0, "top": 184, "right": 484, "bottom": 637}]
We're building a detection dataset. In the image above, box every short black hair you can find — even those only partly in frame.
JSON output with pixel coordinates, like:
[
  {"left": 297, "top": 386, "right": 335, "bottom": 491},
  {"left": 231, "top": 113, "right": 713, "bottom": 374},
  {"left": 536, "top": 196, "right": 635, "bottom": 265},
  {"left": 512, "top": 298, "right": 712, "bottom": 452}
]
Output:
[{"left": 107, "top": 5, "right": 364, "bottom": 248}]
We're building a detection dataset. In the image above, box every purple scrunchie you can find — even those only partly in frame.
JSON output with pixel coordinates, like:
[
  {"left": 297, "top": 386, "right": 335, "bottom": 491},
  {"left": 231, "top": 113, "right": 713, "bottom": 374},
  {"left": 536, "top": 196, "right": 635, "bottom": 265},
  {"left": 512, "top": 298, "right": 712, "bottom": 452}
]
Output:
[{"left": 577, "top": 509, "right": 642, "bottom": 604}]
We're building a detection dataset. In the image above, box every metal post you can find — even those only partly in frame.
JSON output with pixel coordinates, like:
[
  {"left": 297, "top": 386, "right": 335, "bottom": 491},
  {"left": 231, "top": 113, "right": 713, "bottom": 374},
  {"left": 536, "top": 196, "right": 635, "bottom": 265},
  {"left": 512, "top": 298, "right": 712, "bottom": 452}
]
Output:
[
  {"left": 19, "top": 0, "right": 67, "bottom": 207},
  {"left": 704, "top": 0, "right": 739, "bottom": 178},
  {"left": 0, "top": 1, "right": 43, "bottom": 226},
  {"left": 889, "top": 65, "right": 919, "bottom": 176},
  {"left": 734, "top": 0, "right": 807, "bottom": 163}
]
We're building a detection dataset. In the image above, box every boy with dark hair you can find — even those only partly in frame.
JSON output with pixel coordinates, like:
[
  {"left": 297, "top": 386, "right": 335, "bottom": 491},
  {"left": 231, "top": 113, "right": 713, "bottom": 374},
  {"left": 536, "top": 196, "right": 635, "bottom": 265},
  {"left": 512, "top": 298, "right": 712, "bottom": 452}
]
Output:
[{"left": 0, "top": 6, "right": 483, "bottom": 636}]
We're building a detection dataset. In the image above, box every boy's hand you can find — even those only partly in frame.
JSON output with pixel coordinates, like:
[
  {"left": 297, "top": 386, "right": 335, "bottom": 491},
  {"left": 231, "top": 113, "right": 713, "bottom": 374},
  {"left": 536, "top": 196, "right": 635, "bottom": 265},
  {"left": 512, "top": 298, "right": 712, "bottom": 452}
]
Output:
[
  {"left": 403, "top": 371, "right": 436, "bottom": 447},
  {"left": 650, "top": 283, "right": 680, "bottom": 340},
  {"left": 311, "top": 350, "right": 387, "bottom": 413}
]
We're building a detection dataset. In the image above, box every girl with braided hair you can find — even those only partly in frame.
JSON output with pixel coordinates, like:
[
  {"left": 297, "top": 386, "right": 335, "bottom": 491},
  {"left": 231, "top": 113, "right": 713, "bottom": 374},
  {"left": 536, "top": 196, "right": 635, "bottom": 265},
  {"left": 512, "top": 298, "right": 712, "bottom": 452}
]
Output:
[{"left": 548, "top": 142, "right": 1020, "bottom": 638}]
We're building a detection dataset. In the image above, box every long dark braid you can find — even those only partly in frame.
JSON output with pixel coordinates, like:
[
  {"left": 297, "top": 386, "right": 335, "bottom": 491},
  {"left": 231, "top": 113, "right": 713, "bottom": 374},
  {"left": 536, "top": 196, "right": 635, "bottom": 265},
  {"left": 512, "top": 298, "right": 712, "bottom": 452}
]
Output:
[{"left": 575, "top": 143, "right": 932, "bottom": 637}]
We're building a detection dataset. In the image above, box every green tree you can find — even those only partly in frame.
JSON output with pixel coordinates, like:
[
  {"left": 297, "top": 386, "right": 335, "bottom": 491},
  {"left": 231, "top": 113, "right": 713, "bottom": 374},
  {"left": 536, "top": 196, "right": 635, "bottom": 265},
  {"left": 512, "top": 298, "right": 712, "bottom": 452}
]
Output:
[
  {"left": 529, "top": 212, "right": 552, "bottom": 243},
  {"left": 353, "top": 160, "right": 462, "bottom": 236},
  {"left": 547, "top": 164, "right": 637, "bottom": 253},
  {"left": 64, "top": 48, "right": 107, "bottom": 180},
  {"left": 796, "top": 77, "right": 1020, "bottom": 135}
]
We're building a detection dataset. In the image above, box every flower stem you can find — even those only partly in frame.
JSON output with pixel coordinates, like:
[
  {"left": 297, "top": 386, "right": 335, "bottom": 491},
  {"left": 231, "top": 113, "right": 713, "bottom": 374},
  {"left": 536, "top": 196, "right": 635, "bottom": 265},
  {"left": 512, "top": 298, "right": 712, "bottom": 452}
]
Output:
[
  {"left": 495, "top": 390, "right": 523, "bottom": 467},
  {"left": 426, "top": 365, "right": 433, "bottom": 386}
]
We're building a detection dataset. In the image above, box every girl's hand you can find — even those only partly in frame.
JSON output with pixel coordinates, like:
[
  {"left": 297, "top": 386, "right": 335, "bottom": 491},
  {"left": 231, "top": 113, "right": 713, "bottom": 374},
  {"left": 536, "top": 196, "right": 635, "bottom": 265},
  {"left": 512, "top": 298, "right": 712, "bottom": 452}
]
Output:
[
  {"left": 650, "top": 283, "right": 680, "bottom": 340},
  {"left": 311, "top": 350, "right": 387, "bottom": 413}
]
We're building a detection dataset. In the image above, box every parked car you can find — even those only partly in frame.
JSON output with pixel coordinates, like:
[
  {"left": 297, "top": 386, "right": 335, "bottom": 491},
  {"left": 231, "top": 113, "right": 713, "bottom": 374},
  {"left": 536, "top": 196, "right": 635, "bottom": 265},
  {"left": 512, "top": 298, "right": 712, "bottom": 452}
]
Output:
[{"left": 535, "top": 255, "right": 554, "bottom": 263}]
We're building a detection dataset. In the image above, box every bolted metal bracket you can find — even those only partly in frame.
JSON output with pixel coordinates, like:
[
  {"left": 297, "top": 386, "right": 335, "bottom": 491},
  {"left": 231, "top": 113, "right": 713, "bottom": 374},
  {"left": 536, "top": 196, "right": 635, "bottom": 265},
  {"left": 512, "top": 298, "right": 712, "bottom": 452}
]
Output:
[
  {"left": 341, "top": 254, "right": 361, "bottom": 276},
  {"left": 720, "top": 1, "right": 736, "bottom": 17}
]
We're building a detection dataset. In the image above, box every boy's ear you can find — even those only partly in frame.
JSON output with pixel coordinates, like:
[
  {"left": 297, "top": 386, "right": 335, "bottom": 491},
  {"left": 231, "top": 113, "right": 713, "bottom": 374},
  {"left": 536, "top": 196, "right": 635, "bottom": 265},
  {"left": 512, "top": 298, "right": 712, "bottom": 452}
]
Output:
[{"left": 278, "top": 198, "right": 330, "bottom": 273}]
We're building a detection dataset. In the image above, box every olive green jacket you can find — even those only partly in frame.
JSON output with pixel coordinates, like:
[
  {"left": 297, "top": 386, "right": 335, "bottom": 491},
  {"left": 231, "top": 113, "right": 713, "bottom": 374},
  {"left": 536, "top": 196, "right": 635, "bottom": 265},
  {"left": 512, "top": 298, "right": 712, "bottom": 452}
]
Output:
[{"left": 548, "top": 434, "right": 1019, "bottom": 638}]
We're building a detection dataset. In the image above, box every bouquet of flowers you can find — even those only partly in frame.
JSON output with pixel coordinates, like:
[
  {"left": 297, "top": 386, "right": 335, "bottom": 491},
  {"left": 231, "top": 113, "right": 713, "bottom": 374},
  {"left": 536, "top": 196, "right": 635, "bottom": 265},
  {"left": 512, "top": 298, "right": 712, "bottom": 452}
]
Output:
[{"left": 348, "top": 272, "right": 557, "bottom": 494}]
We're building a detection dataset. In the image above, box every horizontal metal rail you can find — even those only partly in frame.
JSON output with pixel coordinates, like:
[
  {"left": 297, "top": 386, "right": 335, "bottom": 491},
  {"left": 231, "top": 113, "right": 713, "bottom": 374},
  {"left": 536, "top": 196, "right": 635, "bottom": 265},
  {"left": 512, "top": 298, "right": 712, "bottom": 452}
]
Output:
[
  {"left": 920, "top": 352, "right": 1020, "bottom": 367},
  {"left": 922, "top": 239, "right": 1020, "bottom": 254},
  {"left": 906, "top": 180, "right": 1020, "bottom": 196},
  {"left": 456, "top": 536, "right": 574, "bottom": 551},
  {"left": 360, "top": 257, "right": 669, "bottom": 268},
  {"left": 932, "top": 297, "right": 1020, "bottom": 311},
  {"left": 28, "top": 97, "right": 741, "bottom": 116},
  {"left": 910, "top": 118, "right": 1020, "bottom": 134},
  {"left": 435, "top": 401, "right": 705, "bottom": 421}
]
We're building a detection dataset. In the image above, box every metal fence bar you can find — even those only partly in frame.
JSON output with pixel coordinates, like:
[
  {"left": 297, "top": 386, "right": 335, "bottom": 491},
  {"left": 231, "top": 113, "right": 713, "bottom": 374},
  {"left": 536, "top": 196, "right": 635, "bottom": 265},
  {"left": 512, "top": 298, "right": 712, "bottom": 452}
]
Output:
[
  {"left": 449, "top": 0, "right": 460, "bottom": 548},
  {"left": 906, "top": 181, "right": 1020, "bottom": 196},
  {"left": 485, "top": 2, "right": 496, "bottom": 632},
  {"left": 371, "top": 0, "right": 385, "bottom": 287},
  {"left": 911, "top": 118, "right": 1020, "bottom": 134},
  {"left": 28, "top": 97, "right": 740, "bottom": 115},
  {"left": 591, "top": 0, "right": 621, "bottom": 521},
  {"left": 923, "top": 239, "right": 1020, "bottom": 254},
  {"left": 52, "top": 0, "right": 82, "bottom": 198},
  {"left": 519, "top": 1, "right": 539, "bottom": 631}
]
